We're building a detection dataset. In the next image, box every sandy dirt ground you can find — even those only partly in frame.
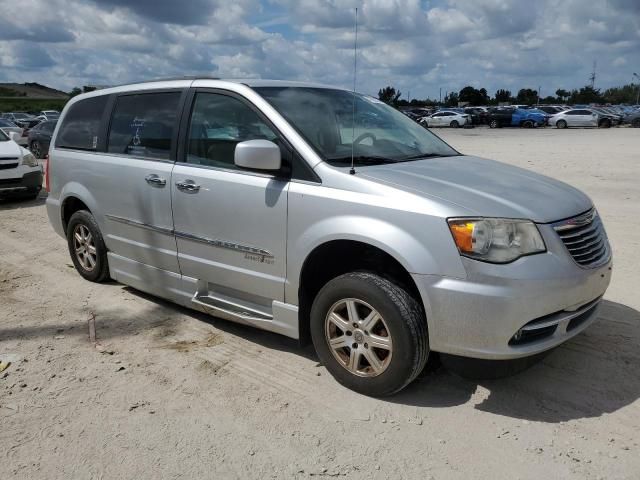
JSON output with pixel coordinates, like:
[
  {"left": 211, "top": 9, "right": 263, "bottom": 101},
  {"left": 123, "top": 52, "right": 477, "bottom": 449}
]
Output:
[{"left": 1, "top": 126, "right": 639, "bottom": 479}]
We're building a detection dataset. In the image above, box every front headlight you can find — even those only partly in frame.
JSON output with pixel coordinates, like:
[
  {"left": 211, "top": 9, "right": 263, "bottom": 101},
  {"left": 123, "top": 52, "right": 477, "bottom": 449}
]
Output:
[
  {"left": 22, "top": 153, "right": 38, "bottom": 167},
  {"left": 448, "top": 218, "right": 546, "bottom": 263}
]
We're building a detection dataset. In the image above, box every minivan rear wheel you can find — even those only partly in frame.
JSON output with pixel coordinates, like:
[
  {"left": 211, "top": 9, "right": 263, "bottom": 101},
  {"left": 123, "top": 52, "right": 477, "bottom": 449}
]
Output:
[
  {"left": 310, "top": 272, "right": 429, "bottom": 396},
  {"left": 67, "top": 210, "right": 110, "bottom": 282}
]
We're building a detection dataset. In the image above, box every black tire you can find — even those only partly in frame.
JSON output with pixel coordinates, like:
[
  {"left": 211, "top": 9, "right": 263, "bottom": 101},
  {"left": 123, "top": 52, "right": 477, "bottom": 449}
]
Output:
[
  {"left": 30, "top": 140, "right": 42, "bottom": 159},
  {"left": 598, "top": 119, "right": 611, "bottom": 128},
  {"left": 489, "top": 119, "right": 499, "bottom": 128},
  {"left": 66, "top": 210, "right": 110, "bottom": 282},
  {"left": 522, "top": 120, "right": 534, "bottom": 128},
  {"left": 631, "top": 118, "right": 640, "bottom": 128},
  {"left": 450, "top": 120, "right": 459, "bottom": 128},
  {"left": 310, "top": 272, "right": 429, "bottom": 396},
  {"left": 556, "top": 119, "right": 568, "bottom": 129}
]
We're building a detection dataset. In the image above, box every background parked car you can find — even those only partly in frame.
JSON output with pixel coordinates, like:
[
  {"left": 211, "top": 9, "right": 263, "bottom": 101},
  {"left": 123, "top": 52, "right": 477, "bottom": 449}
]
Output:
[
  {"left": 1, "top": 112, "right": 40, "bottom": 130},
  {"left": 487, "top": 107, "right": 547, "bottom": 128},
  {"left": 463, "top": 107, "right": 489, "bottom": 125},
  {"left": 35, "top": 111, "right": 60, "bottom": 122},
  {"left": 549, "top": 109, "right": 611, "bottom": 128},
  {"left": 0, "top": 119, "right": 27, "bottom": 146},
  {"left": 590, "top": 108, "right": 621, "bottom": 126},
  {"left": 623, "top": 110, "right": 640, "bottom": 127},
  {"left": 27, "top": 119, "right": 57, "bottom": 158},
  {"left": 419, "top": 110, "right": 470, "bottom": 128},
  {"left": 537, "top": 106, "right": 564, "bottom": 115}
]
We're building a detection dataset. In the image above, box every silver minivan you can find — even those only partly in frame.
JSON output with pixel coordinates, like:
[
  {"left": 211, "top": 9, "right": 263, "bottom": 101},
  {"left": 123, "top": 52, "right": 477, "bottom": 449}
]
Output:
[{"left": 46, "top": 78, "right": 612, "bottom": 396}]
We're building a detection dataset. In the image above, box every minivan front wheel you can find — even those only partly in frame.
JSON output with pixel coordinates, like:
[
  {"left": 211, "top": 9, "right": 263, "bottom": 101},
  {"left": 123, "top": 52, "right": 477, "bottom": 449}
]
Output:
[
  {"left": 67, "top": 210, "right": 110, "bottom": 282},
  {"left": 310, "top": 272, "right": 429, "bottom": 396}
]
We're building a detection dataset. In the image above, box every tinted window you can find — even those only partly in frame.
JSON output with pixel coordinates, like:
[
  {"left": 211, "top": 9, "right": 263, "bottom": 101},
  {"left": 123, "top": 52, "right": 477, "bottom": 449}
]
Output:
[
  {"left": 186, "top": 92, "right": 278, "bottom": 170},
  {"left": 56, "top": 95, "right": 107, "bottom": 150},
  {"left": 56, "top": 96, "right": 108, "bottom": 150},
  {"left": 107, "top": 92, "right": 181, "bottom": 160}
]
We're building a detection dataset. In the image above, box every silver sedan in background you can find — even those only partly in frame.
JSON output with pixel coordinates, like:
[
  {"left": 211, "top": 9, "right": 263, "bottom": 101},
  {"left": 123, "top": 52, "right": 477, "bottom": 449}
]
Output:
[{"left": 549, "top": 109, "right": 611, "bottom": 129}]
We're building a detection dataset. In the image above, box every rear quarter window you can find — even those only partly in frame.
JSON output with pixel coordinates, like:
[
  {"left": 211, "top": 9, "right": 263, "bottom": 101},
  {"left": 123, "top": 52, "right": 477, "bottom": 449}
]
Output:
[{"left": 56, "top": 96, "right": 109, "bottom": 150}]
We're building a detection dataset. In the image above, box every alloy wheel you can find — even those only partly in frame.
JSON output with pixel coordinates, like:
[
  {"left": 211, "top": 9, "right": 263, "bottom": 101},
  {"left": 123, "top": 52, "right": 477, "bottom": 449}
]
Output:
[
  {"left": 324, "top": 298, "right": 393, "bottom": 377},
  {"left": 73, "top": 224, "right": 97, "bottom": 271}
]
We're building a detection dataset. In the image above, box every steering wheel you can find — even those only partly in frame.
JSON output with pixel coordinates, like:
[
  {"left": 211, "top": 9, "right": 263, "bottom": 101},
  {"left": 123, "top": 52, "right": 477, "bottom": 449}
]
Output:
[{"left": 353, "top": 132, "right": 376, "bottom": 145}]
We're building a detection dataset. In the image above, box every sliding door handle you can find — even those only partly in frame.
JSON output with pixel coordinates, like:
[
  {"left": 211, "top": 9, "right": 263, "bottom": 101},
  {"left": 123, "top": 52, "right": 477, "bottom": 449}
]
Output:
[
  {"left": 176, "top": 180, "right": 200, "bottom": 193},
  {"left": 145, "top": 174, "right": 166, "bottom": 187}
]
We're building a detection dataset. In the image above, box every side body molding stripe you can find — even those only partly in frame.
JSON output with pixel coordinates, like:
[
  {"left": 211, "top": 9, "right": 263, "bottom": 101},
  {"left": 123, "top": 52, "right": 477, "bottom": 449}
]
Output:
[{"left": 105, "top": 214, "right": 273, "bottom": 258}]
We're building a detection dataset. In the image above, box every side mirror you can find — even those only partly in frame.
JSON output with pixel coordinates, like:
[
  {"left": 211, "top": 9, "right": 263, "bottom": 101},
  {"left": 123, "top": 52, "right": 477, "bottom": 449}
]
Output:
[
  {"left": 8, "top": 131, "right": 21, "bottom": 143},
  {"left": 234, "top": 139, "right": 281, "bottom": 171}
]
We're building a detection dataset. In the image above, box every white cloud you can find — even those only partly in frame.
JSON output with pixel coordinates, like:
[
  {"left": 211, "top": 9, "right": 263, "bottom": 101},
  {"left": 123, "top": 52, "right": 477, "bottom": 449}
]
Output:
[{"left": 0, "top": 0, "right": 637, "bottom": 100}]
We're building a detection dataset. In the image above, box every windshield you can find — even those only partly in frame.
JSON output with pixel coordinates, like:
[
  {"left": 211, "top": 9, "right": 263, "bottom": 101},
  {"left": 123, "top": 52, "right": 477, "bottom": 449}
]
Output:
[
  {"left": 254, "top": 87, "right": 458, "bottom": 166},
  {"left": 0, "top": 129, "right": 8, "bottom": 142},
  {"left": 12, "top": 113, "right": 30, "bottom": 119}
]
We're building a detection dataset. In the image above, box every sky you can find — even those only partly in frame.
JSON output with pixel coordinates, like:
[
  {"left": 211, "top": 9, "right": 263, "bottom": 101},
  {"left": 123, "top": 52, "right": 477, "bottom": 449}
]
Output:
[{"left": 0, "top": 0, "right": 639, "bottom": 100}]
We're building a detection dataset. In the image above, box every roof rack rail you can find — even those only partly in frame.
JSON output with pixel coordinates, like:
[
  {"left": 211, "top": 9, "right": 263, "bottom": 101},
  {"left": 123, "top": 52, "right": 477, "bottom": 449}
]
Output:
[{"left": 104, "top": 76, "right": 221, "bottom": 89}]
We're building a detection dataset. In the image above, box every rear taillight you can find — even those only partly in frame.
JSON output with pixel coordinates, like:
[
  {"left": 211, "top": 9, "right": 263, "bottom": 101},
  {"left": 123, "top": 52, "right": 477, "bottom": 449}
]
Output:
[{"left": 44, "top": 154, "right": 50, "bottom": 192}]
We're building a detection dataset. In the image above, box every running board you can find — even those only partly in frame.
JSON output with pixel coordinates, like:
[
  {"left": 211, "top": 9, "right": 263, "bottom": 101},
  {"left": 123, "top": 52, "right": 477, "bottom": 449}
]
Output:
[{"left": 191, "top": 293, "right": 273, "bottom": 323}]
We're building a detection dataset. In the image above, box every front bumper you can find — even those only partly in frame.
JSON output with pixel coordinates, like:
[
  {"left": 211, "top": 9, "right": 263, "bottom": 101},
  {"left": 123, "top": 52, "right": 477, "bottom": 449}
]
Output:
[
  {"left": 413, "top": 224, "right": 612, "bottom": 360},
  {"left": 0, "top": 168, "right": 43, "bottom": 197}
]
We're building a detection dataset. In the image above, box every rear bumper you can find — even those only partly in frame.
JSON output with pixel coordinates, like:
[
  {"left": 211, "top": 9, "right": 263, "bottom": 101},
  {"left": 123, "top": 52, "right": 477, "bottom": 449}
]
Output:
[
  {"left": 413, "top": 229, "right": 612, "bottom": 360},
  {"left": 0, "top": 168, "right": 43, "bottom": 196}
]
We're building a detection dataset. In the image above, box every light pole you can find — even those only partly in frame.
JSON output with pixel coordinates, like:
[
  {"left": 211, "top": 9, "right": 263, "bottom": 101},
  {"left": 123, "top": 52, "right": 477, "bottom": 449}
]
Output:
[{"left": 634, "top": 73, "right": 640, "bottom": 105}]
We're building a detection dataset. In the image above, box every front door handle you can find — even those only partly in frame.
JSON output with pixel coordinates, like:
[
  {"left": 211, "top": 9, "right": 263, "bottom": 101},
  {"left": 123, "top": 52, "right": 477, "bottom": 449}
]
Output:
[
  {"left": 145, "top": 174, "right": 166, "bottom": 187},
  {"left": 176, "top": 180, "right": 200, "bottom": 193}
]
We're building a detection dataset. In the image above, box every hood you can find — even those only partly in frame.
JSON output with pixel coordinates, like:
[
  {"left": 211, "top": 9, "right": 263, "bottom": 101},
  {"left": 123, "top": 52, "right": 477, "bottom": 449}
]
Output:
[
  {"left": 359, "top": 155, "right": 592, "bottom": 223},
  {"left": 0, "top": 139, "right": 23, "bottom": 158}
]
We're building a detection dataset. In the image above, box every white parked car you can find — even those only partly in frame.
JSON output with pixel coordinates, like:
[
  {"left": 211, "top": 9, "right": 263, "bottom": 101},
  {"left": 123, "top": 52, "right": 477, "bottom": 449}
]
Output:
[
  {"left": 419, "top": 111, "right": 470, "bottom": 128},
  {"left": 0, "top": 129, "right": 43, "bottom": 200},
  {"left": 0, "top": 119, "right": 26, "bottom": 146}
]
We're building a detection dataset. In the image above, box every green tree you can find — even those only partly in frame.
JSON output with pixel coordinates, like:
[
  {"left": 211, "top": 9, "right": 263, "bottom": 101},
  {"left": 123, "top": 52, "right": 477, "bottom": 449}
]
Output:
[
  {"left": 69, "top": 87, "right": 82, "bottom": 97},
  {"left": 516, "top": 88, "right": 538, "bottom": 105},
  {"left": 555, "top": 89, "right": 569, "bottom": 102},
  {"left": 378, "top": 86, "right": 402, "bottom": 106},
  {"left": 443, "top": 91, "right": 459, "bottom": 107},
  {"left": 458, "top": 86, "right": 488, "bottom": 105},
  {"left": 569, "top": 86, "right": 602, "bottom": 104},
  {"left": 494, "top": 89, "right": 512, "bottom": 103},
  {"left": 602, "top": 84, "right": 637, "bottom": 104}
]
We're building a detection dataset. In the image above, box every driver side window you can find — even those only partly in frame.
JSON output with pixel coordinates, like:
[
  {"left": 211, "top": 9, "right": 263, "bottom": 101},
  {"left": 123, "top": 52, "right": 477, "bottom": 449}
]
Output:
[{"left": 186, "top": 93, "right": 279, "bottom": 170}]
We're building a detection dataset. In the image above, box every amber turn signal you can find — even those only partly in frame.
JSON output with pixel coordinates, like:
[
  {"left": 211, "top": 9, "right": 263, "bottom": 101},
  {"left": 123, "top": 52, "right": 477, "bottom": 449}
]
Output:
[{"left": 448, "top": 221, "right": 475, "bottom": 253}]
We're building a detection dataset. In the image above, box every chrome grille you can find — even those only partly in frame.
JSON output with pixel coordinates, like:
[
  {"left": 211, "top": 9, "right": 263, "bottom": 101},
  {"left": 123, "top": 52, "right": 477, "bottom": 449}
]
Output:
[{"left": 553, "top": 209, "right": 610, "bottom": 268}]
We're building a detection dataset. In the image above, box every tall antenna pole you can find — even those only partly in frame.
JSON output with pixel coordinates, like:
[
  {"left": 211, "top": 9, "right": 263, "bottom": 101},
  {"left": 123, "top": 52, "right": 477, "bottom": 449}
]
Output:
[
  {"left": 349, "top": 7, "right": 358, "bottom": 175},
  {"left": 589, "top": 61, "right": 597, "bottom": 88}
]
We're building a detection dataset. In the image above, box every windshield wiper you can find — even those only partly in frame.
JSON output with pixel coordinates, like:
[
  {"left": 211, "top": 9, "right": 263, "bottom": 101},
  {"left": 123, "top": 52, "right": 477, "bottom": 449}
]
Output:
[
  {"left": 329, "top": 155, "right": 396, "bottom": 166},
  {"left": 398, "top": 153, "right": 457, "bottom": 161}
]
